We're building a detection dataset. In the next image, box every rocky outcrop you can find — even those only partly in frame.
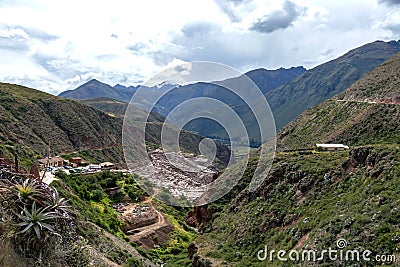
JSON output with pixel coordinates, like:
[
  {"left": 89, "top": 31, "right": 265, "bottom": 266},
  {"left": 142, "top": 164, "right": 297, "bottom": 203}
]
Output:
[
  {"left": 192, "top": 254, "right": 212, "bottom": 267},
  {"left": 185, "top": 206, "right": 216, "bottom": 229},
  {"left": 129, "top": 224, "right": 174, "bottom": 251},
  {"left": 341, "top": 146, "right": 374, "bottom": 172}
]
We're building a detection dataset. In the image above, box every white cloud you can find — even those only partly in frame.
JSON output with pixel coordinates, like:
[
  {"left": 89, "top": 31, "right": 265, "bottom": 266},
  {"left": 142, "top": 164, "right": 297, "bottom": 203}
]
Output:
[{"left": 0, "top": 0, "right": 399, "bottom": 94}]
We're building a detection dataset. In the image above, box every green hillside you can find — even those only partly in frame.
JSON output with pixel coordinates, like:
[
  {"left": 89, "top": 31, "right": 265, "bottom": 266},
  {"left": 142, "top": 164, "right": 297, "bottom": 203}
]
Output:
[
  {"left": 277, "top": 52, "right": 400, "bottom": 151},
  {"left": 191, "top": 47, "right": 400, "bottom": 267},
  {"left": 194, "top": 145, "right": 400, "bottom": 266},
  {"left": 266, "top": 40, "right": 400, "bottom": 130},
  {"left": 0, "top": 83, "right": 124, "bottom": 166}
]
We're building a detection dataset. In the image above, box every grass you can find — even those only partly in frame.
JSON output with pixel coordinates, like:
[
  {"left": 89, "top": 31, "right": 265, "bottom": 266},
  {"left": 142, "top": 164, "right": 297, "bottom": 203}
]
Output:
[
  {"left": 195, "top": 144, "right": 400, "bottom": 266},
  {"left": 146, "top": 202, "right": 198, "bottom": 266}
]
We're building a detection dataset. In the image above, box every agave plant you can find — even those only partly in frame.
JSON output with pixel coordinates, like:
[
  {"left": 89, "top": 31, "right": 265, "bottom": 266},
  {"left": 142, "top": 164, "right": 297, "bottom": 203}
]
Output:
[
  {"left": 45, "top": 188, "right": 72, "bottom": 217},
  {"left": 15, "top": 202, "right": 60, "bottom": 240},
  {"left": 10, "top": 178, "right": 43, "bottom": 205}
]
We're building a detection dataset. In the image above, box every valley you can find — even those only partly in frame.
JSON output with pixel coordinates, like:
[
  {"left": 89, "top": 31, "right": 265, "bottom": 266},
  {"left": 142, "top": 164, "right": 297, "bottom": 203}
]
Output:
[{"left": 0, "top": 39, "right": 399, "bottom": 267}]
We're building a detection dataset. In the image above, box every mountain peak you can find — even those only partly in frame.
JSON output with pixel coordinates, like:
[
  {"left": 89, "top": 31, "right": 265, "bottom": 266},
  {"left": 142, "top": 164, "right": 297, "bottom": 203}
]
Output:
[
  {"left": 59, "top": 79, "right": 131, "bottom": 101},
  {"left": 84, "top": 79, "right": 108, "bottom": 86}
]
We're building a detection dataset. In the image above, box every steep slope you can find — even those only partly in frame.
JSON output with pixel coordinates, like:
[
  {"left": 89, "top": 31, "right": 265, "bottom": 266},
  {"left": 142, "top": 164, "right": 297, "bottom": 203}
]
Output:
[
  {"left": 78, "top": 97, "right": 165, "bottom": 123},
  {"left": 191, "top": 50, "right": 400, "bottom": 266},
  {"left": 194, "top": 145, "right": 400, "bottom": 266},
  {"left": 277, "top": 51, "right": 400, "bottom": 150},
  {"left": 79, "top": 97, "right": 129, "bottom": 117},
  {"left": 266, "top": 40, "right": 400, "bottom": 130},
  {"left": 0, "top": 83, "right": 231, "bottom": 168},
  {"left": 0, "top": 83, "right": 123, "bottom": 161},
  {"left": 339, "top": 51, "right": 400, "bottom": 103},
  {"left": 59, "top": 79, "right": 135, "bottom": 102},
  {"left": 58, "top": 67, "right": 306, "bottom": 143}
]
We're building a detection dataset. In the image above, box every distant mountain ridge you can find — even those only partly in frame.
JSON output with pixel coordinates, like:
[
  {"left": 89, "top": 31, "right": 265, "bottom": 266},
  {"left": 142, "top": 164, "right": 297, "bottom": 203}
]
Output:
[
  {"left": 59, "top": 67, "right": 307, "bottom": 144},
  {"left": 59, "top": 40, "right": 400, "bottom": 143},
  {"left": 0, "top": 82, "right": 231, "bottom": 168},
  {"left": 265, "top": 40, "right": 400, "bottom": 129},
  {"left": 59, "top": 79, "right": 135, "bottom": 102},
  {"left": 58, "top": 66, "right": 307, "bottom": 103}
]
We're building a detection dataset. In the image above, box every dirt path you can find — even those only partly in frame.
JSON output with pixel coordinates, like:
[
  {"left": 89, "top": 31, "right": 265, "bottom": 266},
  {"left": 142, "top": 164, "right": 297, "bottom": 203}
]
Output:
[
  {"left": 335, "top": 99, "right": 399, "bottom": 105},
  {"left": 125, "top": 201, "right": 167, "bottom": 239}
]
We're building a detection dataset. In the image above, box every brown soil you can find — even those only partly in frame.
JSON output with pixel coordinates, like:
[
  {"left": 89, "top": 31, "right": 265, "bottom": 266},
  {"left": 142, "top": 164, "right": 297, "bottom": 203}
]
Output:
[{"left": 120, "top": 200, "right": 174, "bottom": 250}]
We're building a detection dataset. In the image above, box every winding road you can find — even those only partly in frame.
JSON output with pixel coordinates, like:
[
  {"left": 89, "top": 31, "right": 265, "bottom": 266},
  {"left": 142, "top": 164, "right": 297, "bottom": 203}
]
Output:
[{"left": 125, "top": 200, "right": 168, "bottom": 240}]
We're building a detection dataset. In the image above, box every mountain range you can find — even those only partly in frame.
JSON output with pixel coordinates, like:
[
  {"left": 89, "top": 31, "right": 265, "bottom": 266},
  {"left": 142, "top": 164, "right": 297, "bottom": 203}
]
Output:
[
  {"left": 58, "top": 79, "right": 136, "bottom": 102},
  {"left": 59, "top": 40, "right": 400, "bottom": 142},
  {"left": 0, "top": 83, "right": 229, "bottom": 168},
  {"left": 265, "top": 40, "right": 400, "bottom": 129}
]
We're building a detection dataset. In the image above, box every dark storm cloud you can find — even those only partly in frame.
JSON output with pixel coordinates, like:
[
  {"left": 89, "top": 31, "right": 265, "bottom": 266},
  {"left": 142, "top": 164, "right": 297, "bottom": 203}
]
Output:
[
  {"left": 249, "top": 0, "right": 306, "bottom": 34},
  {"left": 383, "top": 23, "right": 400, "bottom": 33},
  {"left": 378, "top": 0, "right": 400, "bottom": 5}
]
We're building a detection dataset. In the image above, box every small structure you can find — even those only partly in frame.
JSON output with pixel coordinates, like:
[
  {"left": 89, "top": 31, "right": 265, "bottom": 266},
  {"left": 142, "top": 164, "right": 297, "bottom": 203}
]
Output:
[
  {"left": 315, "top": 144, "right": 349, "bottom": 151},
  {"left": 100, "top": 162, "right": 115, "bottom": 170},
  {"left": 70, "top": 157, "right": 83, "bottom": 164},
  {"left": 38, "top": 156, "right": 65, "bottom": 167},
  {"left": 104, "top": 186, "right": 122, "bottom": 197},
  {"left": 87, "top": 164, "right": 101, "bottom": 171}
]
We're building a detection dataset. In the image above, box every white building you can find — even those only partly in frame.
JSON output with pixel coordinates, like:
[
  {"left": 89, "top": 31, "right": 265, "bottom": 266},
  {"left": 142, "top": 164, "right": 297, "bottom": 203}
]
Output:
[{"left": 315, "top": 144, "right": 349, "bottom": 151}]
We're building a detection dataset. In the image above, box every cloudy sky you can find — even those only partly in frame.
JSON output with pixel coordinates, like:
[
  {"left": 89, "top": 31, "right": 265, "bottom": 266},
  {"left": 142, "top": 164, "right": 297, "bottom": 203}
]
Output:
[{"left": 0, "top": 0, "right": 400, "bottom": 95}]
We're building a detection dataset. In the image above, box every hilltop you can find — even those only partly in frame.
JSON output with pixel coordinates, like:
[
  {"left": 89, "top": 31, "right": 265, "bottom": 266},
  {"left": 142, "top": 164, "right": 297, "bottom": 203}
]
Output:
[
  {"left": 277, "top": 51, "right": 400, "bottom": 151},
  {"left": 59, "top": 79, "right": 135, "bottom": 102},
  {"left": 0, "top": 82, "right": 124, "bottom": 165}
]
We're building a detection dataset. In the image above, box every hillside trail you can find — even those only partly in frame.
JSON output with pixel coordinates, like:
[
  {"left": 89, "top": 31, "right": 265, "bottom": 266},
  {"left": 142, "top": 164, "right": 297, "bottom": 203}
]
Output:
[
  {"left": 335, "top": 99, "right": 399, "bottom": 105},
  {"left": 125, "top": 199, "right": 168, "bottom": 239}
]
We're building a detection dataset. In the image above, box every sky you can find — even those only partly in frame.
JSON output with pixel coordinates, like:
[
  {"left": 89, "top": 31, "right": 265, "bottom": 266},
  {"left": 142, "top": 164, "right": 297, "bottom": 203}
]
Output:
[{"left": 0, "top": 0, "right": 400, "bottom": 95}]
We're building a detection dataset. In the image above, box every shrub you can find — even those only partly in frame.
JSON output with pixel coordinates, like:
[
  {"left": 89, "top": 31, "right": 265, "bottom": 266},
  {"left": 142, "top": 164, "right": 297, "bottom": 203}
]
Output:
[{"left": 0, "top": 171, "right": 89, "bottom": 265}]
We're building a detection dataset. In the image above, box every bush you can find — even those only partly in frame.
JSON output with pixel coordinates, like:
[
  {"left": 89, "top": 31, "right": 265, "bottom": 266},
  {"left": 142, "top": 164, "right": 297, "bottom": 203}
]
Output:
[{"left": 0, "top": 171, "right": 90, "bottom": 265}]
